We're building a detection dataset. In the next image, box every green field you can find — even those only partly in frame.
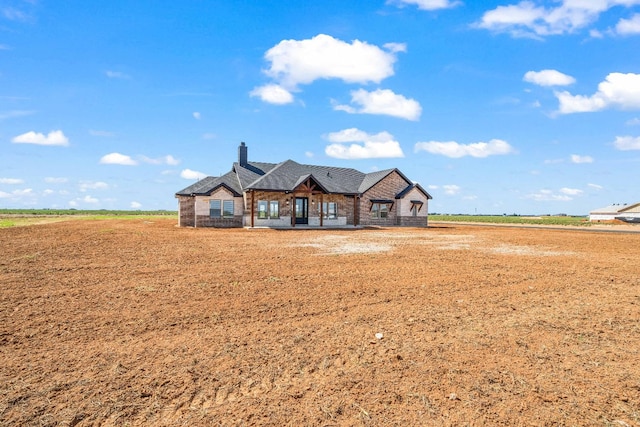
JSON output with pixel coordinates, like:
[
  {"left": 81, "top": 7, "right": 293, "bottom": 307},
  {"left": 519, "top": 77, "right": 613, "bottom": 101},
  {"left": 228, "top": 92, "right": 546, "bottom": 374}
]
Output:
[
  {"left": 0, "top": 210, "right": 593, "bottom": 229},
  {"left": 430, "top": 214, "right": 591, "bottom": 226},
  {"left": 0, "top": 209, "right": 177, "bottom": 228}
]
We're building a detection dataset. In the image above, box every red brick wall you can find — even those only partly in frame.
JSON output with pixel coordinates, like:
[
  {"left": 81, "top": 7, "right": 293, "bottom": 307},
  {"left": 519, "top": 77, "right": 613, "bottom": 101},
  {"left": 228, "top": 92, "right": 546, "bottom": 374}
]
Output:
[{"left": 359, "top": 171, "right": 409, "bottom": 227}]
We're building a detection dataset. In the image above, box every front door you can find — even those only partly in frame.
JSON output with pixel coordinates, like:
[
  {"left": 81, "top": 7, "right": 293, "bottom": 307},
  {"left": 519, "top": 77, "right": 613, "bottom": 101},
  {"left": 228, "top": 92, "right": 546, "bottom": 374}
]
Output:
[{"left": 295, "top": 197, "right": 308, "bottom": 225}]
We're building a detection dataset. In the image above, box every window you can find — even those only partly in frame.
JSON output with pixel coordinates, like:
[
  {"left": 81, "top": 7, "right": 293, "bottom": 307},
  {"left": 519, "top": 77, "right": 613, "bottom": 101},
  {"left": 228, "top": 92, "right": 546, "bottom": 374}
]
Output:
[
  {"left": 223, "top": 200, "right": 234, "bottom": 218},
  {"left": 257, "top": 200, "right": 279, "bottom": 219},
  {"left": 371, "top": 202, "right": 390, "bottom": 219},
  {"left": 269, "top": 201, "right": 279, "bottom": 218},
  {"left": 210, "top": 199, "right": 234, "bottom": 218},
  {"left": 258, "top": 200, "right": 268, "bottom": 219},
  {"left": 410, "top": 200, "right": 423, "bottom": 217},
  {"left": 323, "top": 202, "right": 337, "bottom": 219},
  {"left": 210, "top": 200, "right": 221, "bottom": 218}
]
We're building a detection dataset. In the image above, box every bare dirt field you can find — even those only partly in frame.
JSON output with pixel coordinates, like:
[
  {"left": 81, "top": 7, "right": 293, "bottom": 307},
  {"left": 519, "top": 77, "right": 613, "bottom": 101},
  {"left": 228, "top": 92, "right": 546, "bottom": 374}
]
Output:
[{"left": 1, "top": 219, "right": 639, "bottom": 426}]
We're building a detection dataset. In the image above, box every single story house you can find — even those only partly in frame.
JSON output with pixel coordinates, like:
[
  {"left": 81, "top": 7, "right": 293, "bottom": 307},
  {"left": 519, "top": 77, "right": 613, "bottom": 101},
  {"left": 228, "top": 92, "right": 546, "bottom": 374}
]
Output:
[
  {"left": 175, "top": 142, "right": 432, "bottom": 228},
  {"left": 589, "top": 202, "right": 640, "bottom": 222}
]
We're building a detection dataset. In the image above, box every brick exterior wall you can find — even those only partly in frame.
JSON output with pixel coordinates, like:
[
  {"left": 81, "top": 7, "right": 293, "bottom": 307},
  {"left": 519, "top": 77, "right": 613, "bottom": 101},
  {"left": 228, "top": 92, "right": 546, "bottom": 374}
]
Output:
[
  {"left": 248, "top": 191, "right": 355, "bottom": 227},
  {"left": 177, "top": 196, "right": 195, "bottom": 227},
  {"left": 178, "top": 171, "right": 428, "bottom": 228},
  {"left": 359, "top": 171, "right": 409, "bottom": 227},
  {"left": 397, "top": 216, "right": 429, "bottom": 227},
  {"left": 177, "top": 194, "right": 243, "bottom": 228}
]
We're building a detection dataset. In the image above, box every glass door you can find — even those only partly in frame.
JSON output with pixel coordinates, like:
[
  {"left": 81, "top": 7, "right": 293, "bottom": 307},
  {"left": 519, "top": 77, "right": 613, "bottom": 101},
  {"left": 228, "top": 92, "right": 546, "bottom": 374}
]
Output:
[{"left": 295, "top": 197, "right": 308, "bottom": 224}]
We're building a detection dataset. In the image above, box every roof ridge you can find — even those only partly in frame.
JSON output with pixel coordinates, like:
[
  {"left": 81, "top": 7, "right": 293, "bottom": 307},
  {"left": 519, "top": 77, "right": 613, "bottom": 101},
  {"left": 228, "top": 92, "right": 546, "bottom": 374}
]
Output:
[{"left": 246, "top": 159, "right": 298, "bottom": 189}]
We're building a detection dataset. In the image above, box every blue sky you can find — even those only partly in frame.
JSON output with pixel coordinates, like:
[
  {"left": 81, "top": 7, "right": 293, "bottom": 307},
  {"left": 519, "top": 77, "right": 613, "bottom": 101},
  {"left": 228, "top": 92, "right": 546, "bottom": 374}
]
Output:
[{"left": 1, "top": 0, "right": 640, "bottom": 214}]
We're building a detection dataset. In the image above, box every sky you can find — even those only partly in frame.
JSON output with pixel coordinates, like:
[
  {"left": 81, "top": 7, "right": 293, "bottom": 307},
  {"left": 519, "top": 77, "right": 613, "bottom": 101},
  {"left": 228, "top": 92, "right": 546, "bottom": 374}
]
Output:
[{"left": 1, "top": 0, "right": 640, "bottom": 215}]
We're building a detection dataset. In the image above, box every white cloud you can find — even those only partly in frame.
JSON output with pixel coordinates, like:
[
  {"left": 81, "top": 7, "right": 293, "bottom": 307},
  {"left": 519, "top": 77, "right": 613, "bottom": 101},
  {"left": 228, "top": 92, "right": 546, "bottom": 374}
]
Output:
[
  {"left": 324, "top": 128, "right": 404, "bottom": 159},
  {"left": 249, "top": 84, "right": 294, "bottom": 105},
  {"left": 3, "top": 7, "right": 30, "bottom": 22},
  {"left": 626, "top": 117, "right": 640, "bottom": 125},
  {"left": 43, "top": 189, "right": 54, "bottom": 196},
  {"left": 333, "top": 88, "right": 422, "bottom": 121},
  {"left": 524, "top": 69, "right": 576, "bottom": 86},
  {"left": 79, "top": 181, "right": 108, "bottom": 192},
  {"left": 555, "top": 73, "right": 640, "bottom": 114},
  {"left": 0, "top": 188, "right": 34, "bottom": 199},
  {"left": 140, "top": 155, "right": 180, "bottom": 165},
  {"left": 202, "top": 133, "right": 216, "bottom": 140},
  {"left": 443, "top": 184, "right": 461, "bottom": 195},
  {"left": 560, "top": 187, "right": 583, "bottom": 196},
  {"left": 12, "top": 188, "right": 33, "bottom": 197},
  {"left": 613, "top": 135, "right": 640, "bottom": 150},
  {"left": 44, "top": 177, "right": 68, "bottom": 183},
  {"left": 305, "top": 151, "right": 314, "bottom": 158},
  {"left": 130, "top": 201, "right": 142, "bottom": 209},
  {"left": 180, "top": 169, "right": 207, "bottom": 180},
  {"left": 99, "top": 152, "right": 138, "bottom": 166},
  {"left": 105, "top": 70, "right": 130, "bottom": 79},
  {"left": 615, "top": 13, "right": 640, "bottom": 35},
  {"left": 260, "top": 34, "right": 403, "bottom": 92},
  {"left": 0, "top": 110, "right": 35, "bottom": 120},
  {"left": 193, "top": 112, "right": 201, "bottom": 120},
  {"left": 82, "top": 195, "right": 99, "bottom": 204},
  {"left": 570, "top": 154, "right": 594, "bottom": 163},
  {"left": 590, "top": 29, "right": 604, "bottom": 38},
  {"left": 414, "top": 139, "right": 515, "bottom": 158},
  {"left": 588, "top": 183, "right": 604, "bottom": 190},
  {"left": 12, "top": 130, "right": 69, "bottom": 146},
  {"left": 387, "top": 0, "right": 461, "bottom": 10},
  {"left": 0, "top": 178, "right": 24, "bottom": 184},
  {"left": 477, "top": 0, "right": 640, "bottom": 38},
  {"left": 525, "top": 189, "right": 572, "bottom": 201}
]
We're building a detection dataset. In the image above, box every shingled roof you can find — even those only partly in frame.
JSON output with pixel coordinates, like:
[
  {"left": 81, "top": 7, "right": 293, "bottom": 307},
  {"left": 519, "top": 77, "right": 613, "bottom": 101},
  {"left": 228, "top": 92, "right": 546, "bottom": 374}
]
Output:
[{"left": 176, "top": 145, "right": 432, "bottom": 199}]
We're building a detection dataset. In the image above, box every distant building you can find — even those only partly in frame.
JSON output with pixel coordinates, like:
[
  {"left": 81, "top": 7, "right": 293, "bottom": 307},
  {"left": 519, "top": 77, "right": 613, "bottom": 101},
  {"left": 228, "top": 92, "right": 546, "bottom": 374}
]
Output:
[
  {"left": 589, "top": 203, "right": 640, "bottom": 222},
  {"left": 175, "top": 142, "right": 432, "bottom": 228}
]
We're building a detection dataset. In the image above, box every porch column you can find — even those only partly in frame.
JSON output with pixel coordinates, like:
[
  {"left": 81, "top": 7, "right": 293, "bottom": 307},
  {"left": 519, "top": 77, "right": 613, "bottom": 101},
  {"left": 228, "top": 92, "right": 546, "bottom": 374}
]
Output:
[
  {"left": 320, "top": 194, "right": 324, "bottom": 227},
  {"left": 250, "top": 191, "right": 255, "bottom": 228},
  {"left": 353, "top": 196, "right": 358, "bottom": 227}
]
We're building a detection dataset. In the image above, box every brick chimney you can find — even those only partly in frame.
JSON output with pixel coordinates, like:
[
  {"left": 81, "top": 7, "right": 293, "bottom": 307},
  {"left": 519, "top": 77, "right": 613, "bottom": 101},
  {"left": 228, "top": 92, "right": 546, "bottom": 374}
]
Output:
[{"left": 238, "top": 142, "right": 248, "bottom": 167}]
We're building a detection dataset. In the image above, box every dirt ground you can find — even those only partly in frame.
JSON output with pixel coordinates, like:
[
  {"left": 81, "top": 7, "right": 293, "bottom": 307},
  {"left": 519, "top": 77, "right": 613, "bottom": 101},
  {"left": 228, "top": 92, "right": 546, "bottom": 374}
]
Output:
[{"left": 1, "top": 219, "right": 639, "bottom": 426}]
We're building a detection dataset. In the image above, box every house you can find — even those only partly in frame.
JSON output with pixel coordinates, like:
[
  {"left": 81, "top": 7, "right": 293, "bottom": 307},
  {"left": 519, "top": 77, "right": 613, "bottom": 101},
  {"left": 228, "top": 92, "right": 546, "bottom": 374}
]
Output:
[
  {"left": 175, "top": 142, "right": 432, "bottom": 228},
  {"left": 589, "top": 202, "right": 640, "bottom": 222}
]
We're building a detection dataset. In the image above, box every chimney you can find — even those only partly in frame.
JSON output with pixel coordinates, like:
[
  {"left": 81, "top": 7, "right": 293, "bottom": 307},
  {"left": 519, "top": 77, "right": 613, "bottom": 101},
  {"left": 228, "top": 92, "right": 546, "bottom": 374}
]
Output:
[{"left": 238, "top": 142, "right": 248, "bottom": 167}]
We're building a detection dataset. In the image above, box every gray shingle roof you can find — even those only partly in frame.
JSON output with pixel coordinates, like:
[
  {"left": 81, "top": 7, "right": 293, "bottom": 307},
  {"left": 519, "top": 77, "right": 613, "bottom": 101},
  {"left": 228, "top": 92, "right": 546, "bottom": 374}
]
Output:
[
  {"left": 175, "top": 170, "right": 242, "bottom": 196},
  {"left": 176, "top": 158, "right": 421, "bottom": 197},
  {"left": 246, "top": 160, "right": 369, "bottom": 194},
  {"left": 395, "top": 183, "right": 433, "bottom": 200}
]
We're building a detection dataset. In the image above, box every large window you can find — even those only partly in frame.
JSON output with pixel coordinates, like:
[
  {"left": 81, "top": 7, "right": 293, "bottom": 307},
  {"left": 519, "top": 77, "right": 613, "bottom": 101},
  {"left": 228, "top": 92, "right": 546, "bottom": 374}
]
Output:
[
  {"left": 210, "top": 200, "right": 221, "bottom": 218},
  {"left": 323, "top": 202, "right": 337, "bottom": 219},
  {"left": 210, "top": 199, "right": 234, "bottom": 218},
  {"left": 223, "top": 200, "right": 234, "bottom": 218},
  {"left": 371, "top": 202, "right": 389, "bottom": 219},
  {"left": 269, "top": 200, "right": 279, "bottom": 218},
  {"left": 258, "top": 200, "right": 280, "bottom": 219},
  {"left": 258, "top": 200, "right": 268, "bottom": 219}
]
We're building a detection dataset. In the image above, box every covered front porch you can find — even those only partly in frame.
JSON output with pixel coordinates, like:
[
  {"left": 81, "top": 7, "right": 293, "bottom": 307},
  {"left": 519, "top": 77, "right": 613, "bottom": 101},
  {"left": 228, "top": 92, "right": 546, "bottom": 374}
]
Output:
[{"left": 246, "top": 175, "right": 360, "bottom": 228}]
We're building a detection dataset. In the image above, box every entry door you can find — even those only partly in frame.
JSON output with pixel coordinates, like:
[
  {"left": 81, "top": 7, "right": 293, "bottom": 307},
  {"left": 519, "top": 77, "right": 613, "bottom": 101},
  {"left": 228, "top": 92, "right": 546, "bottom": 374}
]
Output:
[{"left": 295, "top": 197, "right": 308, "bottom": 224}]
